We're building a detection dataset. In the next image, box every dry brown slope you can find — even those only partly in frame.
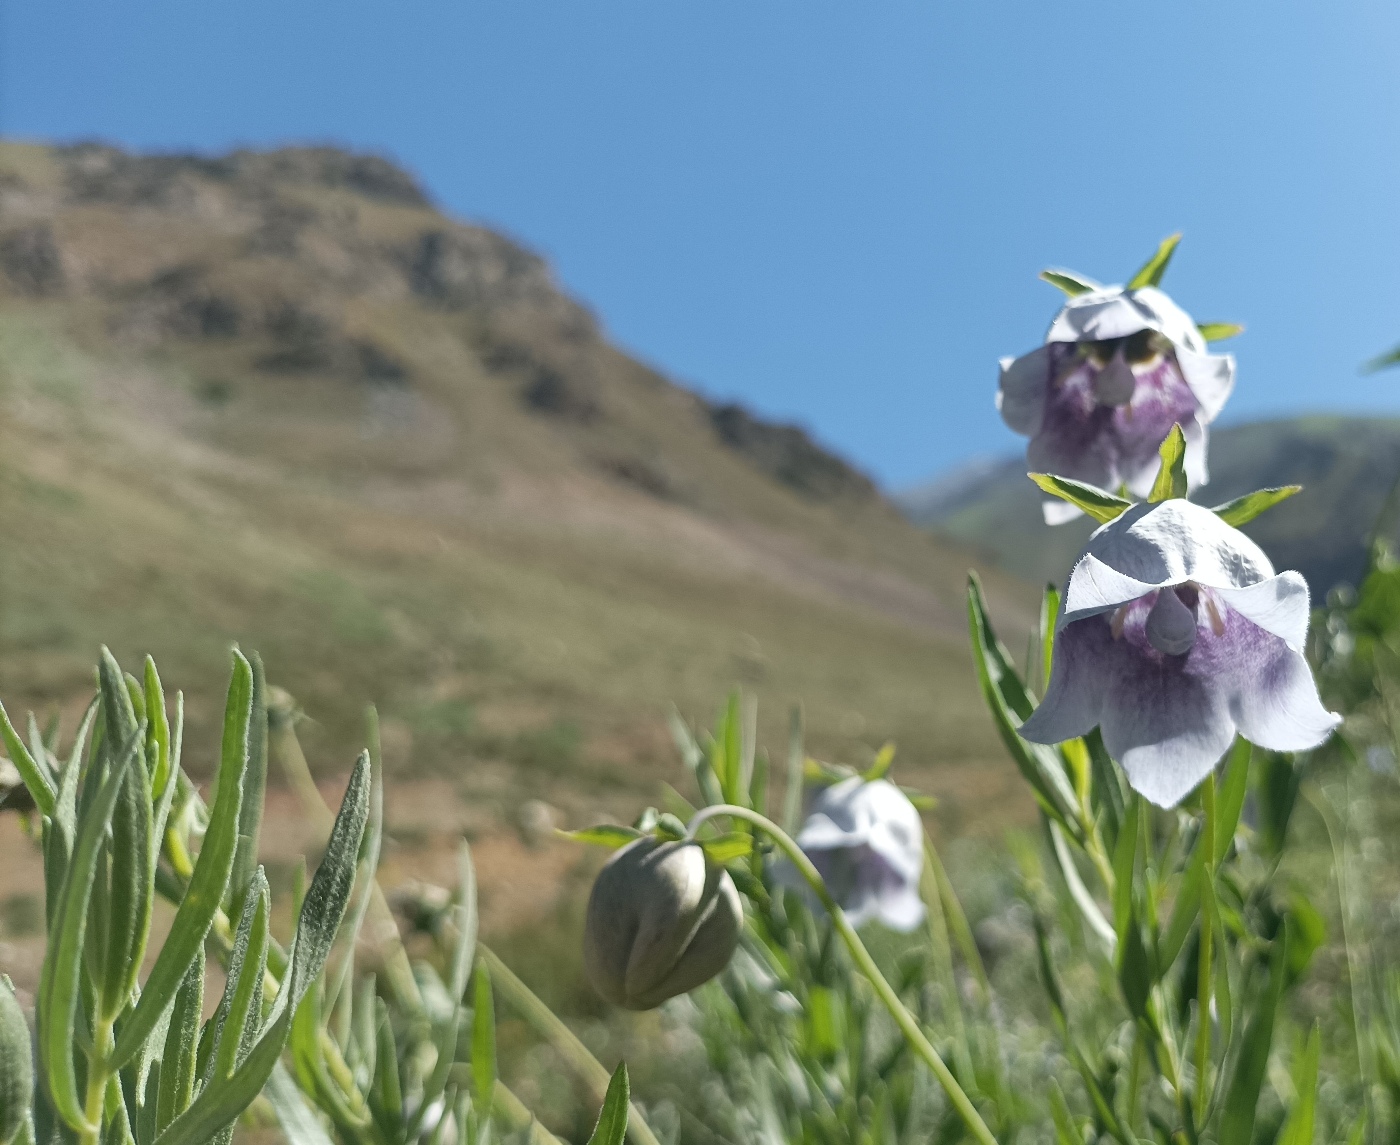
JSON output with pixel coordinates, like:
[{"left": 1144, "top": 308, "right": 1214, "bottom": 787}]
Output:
[{"left": 0, "top": 139, "right": 1033, "bottom": 827}]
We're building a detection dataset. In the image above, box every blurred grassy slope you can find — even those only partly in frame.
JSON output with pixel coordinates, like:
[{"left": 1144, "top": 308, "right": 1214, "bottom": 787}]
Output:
[
  {"left": 0, "top": 140, "right": 1034, "bottom": 813},
  {"left": 901, "top": 417, "right": 1400, "bottom": 598}
]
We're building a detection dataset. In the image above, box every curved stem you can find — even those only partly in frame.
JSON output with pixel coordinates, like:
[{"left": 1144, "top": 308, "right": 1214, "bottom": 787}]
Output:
[{"left": 686, "top": 805, "right": 1000, "bottom": 1145}]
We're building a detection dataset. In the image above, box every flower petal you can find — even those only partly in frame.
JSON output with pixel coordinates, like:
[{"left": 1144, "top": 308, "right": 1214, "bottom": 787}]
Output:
[
  {"left": 998, "top": 348, "right": 1051, "bottom": 436},
  {"left": 1046, "top": 287, "right": 1155, "bottom": 343},
  {"left": 1216, "top": 572, "right": 1311, "bottom": 650},
  {"left": 1062, "top": 553, "right": 1159, "bottom": 622},
  {"left": 1020, "top": 619, "right": 1108, "bottom": 745},
  {"left": 1226, "top": 636, "right": 1340, "bottom": 752},
  {"left": 876, "top": 886, "right": 927, "bottom": 933},
  {"left": 1127, "top": 286, "right": 1207, "bottom": 354},
  {"left": 1175, "top": 346, "right": 1235, "bottom": 422},
  {"left": 1083, "top": 500, "right": 1275, "bottom": 592}
]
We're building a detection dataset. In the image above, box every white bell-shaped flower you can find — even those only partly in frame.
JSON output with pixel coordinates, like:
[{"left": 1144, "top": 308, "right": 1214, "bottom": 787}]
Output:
[
  {"left": 998, "top": 285, "right": 1235, "bottom": 524},
  {"left": 1020, "top": 499, "right": 1340, "bottom": 807},
  {"left": 789, "top": 777, "right": 925, "bottom": 932}
]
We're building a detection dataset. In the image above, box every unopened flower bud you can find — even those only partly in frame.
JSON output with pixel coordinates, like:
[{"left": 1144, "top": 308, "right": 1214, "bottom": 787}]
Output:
[{"left": 583, "top": 838, "right": 742, "bottom": 1010}]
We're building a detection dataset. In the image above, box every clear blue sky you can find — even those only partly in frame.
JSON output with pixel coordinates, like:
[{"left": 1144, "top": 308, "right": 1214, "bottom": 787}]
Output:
[{"left": 3, "top": 1, "right": 1400, "bottom": 488}]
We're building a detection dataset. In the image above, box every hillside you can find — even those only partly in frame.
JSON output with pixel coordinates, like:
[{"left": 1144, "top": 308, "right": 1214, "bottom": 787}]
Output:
[
  {"left": 0, "top": 139, "right": 1035, "bottom": 834},
  {"left": 900, "top": 417, "right": 1400, "bottom": 597}
]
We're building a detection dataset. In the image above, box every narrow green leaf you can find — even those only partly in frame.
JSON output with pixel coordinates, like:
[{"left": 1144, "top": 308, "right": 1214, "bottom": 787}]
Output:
[
  {"left": 451, "top": 843, "right": 479, "bottom": 1002},
  {"left": 154, "top": 752, "right": 369, "bottom": 1145},
  {"left": 322, "top": 707, "right": 385, "bottom": 1021},
  {"left": 1111, "top": 798, "right": 1141, "bottom": 941},
  {"left": 967, "top": 575, "right": 1082, "bottom": 836},
  {"left": 1212, "top": 486, "right": 1302, "bottom": 528},
  {"left": 143, "top": 658, "right": 172, "bottom": 802},
  {"left": 717, "top": 692, "right": 744, "bottom": 807},
  {"left": 38, "top": 723, "right": 142, "bottom": 1132},
  {"left": 1362, "top": 343, "right": 1400, "bottom": 374},
  {"left": 1148, "top": 424, "right": 1188, "bottom": 502},
  {"left": 1039, "top": 584, "right": 1060, "bottom": 696},
  {"left": 1048, "top": 821, "right": 1115, "bottom": 952},
  {"left": 472, "top": 962, "right": 497, "bottom": 1121},
  {"left": 208, "top": 871, "right": 270, "bottom": 1083},
  {"left": 110, "top": 650, "right": 254, "bottom": 1072},
  {"left": 1046, "top": 1079, "right": 1079, "bottom": 1145},
  {"left": 264, "top": 1062, "right": 336, "bottom": 1145},
  {"left": 154, "top": 955, "right": 204, "bottom": 1137},
  {"left": 585, "top": 1063, "right": 631, "bottom": 1145},
  {"left": 1214, "top": 739, "right": 1251, "bottom": 864},
  {"left": 102, "top": 716, "right": 154, "bottom": 1019},
  {"left": 1028, "top": 473, "right": 1132, "bottom": 524},
  {"left": 558, "top": 825, "right": 642, "bottom": 850},
  {"left": 862, "top": 742, "right": 896, "bottom": 782},
  {"left": 229, "top": 652, "right": 269, "bottom": 917},
  {"left": 1127, "top": 232, "right": 1182, "bottom": 290},
  {"left": 1219, "top": 931, "right": 1288, "bottom": 1145},
  {"left": 371, "top": 999, "right": 403, "bottom": 1127},
  {"left": 0, "top": 976, "right": 33, "bottom": 1145},
  {"left": 781, "top": 705, "right": 804, "bottom": 836},
  {"left": 1197, "top": 322, "right": 1244, "bottom": 342},
  {"left": 1039, "top": 268, "right": 1100, "bottom": 297},
  {"left": 700, "top": 833, "right": 754, "bottom": 865},
  {"left": 0, "top": 699, "right": 55, "bottom": 817},
  {"left": 1277, "top": 1024, "right": 1320, "bottom": 1145},
  {"left": 1160, "top": 844, "right": 1206, "bottom": 973}
]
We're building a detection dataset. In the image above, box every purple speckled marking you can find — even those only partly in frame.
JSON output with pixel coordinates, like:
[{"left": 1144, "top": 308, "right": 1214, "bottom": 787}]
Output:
[
  {"left": 1052, "top": 588, "right": 1290, "bottom": 754},
  {"left": 1028, "top": 346, "right": 1199, "bottom": 491}
]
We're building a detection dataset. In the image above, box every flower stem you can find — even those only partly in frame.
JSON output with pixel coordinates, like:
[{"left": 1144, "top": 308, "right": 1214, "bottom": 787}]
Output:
[
  {"left": 686, "top": 804, "right": 1000, "bottom": 1145},
  {"left": 78, "top": 1018, "right": 114, "bottom": 1145}
]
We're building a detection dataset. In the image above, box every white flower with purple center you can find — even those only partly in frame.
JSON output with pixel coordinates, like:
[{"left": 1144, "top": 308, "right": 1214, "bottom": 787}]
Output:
[
  {"left": 788, "top": 777, "right": 925, "bottom": 932},
  {"left": 999, "top": 284, "right": 1235, "bottom": 524},
  {"left": 1019, "top": 499, "right": 1340, "bottom": 808}
]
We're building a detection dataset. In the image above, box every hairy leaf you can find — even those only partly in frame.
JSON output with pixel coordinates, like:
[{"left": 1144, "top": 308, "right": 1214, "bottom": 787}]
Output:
[{"left": 112, "top": 651, "right": 253, "bottom": 1070}]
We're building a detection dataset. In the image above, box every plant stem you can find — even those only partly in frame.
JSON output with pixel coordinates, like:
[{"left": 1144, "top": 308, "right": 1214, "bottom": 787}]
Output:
[
  {"left": 686, "top": 804, "right": 1000, "bottom": 1145},
  {"left": 1194, "top": 776, "right": 1216, "bottom": 1125},
  {"left": 78, "top": 1018, "right": 114, "bottom": 1145}
]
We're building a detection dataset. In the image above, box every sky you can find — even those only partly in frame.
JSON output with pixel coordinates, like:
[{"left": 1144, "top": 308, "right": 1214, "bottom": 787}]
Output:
[{"left": 3, "top": 2, "right": 1400, "bottom": 489}]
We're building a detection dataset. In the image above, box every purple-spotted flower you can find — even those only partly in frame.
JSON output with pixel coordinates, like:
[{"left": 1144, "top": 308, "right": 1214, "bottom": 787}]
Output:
[
  {"left": 1020, "top": 499, "right": 1340, "bottom": 808},
  {"left": 789, "top": 777, "right": 925, "bottom": 931},
  {"left": 999, "top": 284, "right": 1235, "bottom": 524}
]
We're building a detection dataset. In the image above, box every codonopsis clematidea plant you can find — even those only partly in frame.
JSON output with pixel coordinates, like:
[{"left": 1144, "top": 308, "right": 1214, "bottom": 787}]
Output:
[{"left": 0, "top": 648, "right": 635, "bottom": 1145}]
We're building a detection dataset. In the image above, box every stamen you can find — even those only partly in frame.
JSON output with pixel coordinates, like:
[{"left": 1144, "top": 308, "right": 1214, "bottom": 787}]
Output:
[
  {"left": 1204, "top": 594, "right": 1226, "bottom": 637},
  {"left": 1111, "top": 604, "right": 1129, "bottom": 640}
]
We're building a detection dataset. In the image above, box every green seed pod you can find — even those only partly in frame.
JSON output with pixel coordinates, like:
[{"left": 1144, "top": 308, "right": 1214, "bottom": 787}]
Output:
[
  {"left": 583, "top": 838, "right": 742, "bottom": 1010},
  {"left": 0, "top": 976, "right": 33, "bottom": 1145}
]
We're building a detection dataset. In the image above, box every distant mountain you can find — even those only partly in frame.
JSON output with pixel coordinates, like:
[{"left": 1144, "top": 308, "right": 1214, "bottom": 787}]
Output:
[
  {"left": 0, "top": 140, "right": 1034, "bottom": 818},
  {"left": 899, "top": 417, "right": 1400, "bottom": 597}
]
